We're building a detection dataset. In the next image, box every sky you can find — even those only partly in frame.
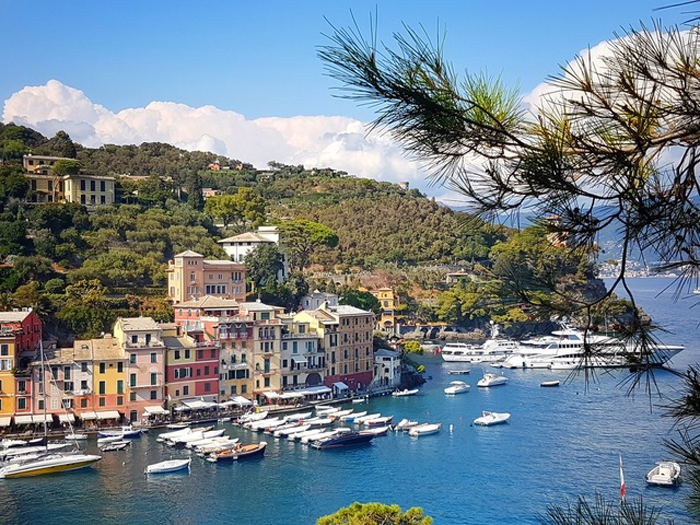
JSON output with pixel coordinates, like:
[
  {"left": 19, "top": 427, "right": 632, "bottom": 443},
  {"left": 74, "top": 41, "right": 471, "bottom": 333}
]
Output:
[{"left": 1, "top": 0, "right": 688, "bottom": 202}]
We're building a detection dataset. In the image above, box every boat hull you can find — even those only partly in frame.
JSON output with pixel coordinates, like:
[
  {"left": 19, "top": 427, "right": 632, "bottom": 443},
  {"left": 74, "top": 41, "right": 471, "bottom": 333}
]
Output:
[{"left": 0, "top": 454, "right": 101, "bottom": 479}]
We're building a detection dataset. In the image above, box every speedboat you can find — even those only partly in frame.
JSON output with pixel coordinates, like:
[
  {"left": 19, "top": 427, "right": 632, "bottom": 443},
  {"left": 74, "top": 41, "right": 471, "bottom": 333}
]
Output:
[
  {"left": 408, "top": 423, "right": 442, "bottom": 437},
  {"left": 310, "top": 431, "right": 374, "bottom": 449},
  {"left": 646, "top": 461, "right": 681, "bottom": 486},
  {"left": 98, "top": 425, "right": 142, "bottom": 439},
  {"left": 473, "top": 411, "right": 511, "bottom": 426},
  {"left": 391, "top": 388, "right": 419, "bottom": 397},
  {"left": 540, "top": 380, "right": 560, "bottom": 387},
  {"left": 0, "top": 452, "right": 102, "bottom": 479},
  {"left": 144, "top": 457, "right": 191, "bottom": 474},
  {"left": 477, "top": 373, "right": 509, "bottom": 387},
  {"left": 100, "top": 440, "right": 131, "bottom": 452},
  {"left": 394, "top": 418, "right": 420, "bottom": 431},
  {"left": 444, "top": 381, "right": 470, "bottom": 395}
]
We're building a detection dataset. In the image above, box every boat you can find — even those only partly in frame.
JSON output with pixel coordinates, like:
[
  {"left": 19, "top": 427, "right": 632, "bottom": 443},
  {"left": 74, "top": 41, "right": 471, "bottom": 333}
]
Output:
[
  {"left": 408, "top": 423, "right": 442, "bottom": 437},
  {"left": 310, "top": 431, "right": 374, "bottom": 449},
  {"left": 440, "top": 324, "right": 518, "bottom": 363},
  {"left": 300, "top": 428, "right": 351, "bottom": 444},
  {"left": 391, "top": 388, "right": 419, "bottom": 397},
  {"left": 473, "top": 411, "right": 511, "bottom": 426},
  {"left": 274, "top": 424, "right": 310, "bottom": 439},
  {"left": 166, "top": 422, "right": 190, "bottom": 430},
  {"left": 237, "top": 410, "right": 269, "bottom": 425},
  {"left": 352, "top": 413, "right": 382, "bottom": 424},
  {"left": 64, "top": 433, "right": 88, "bottom": 441},
  {"left": 100, "top": 440, "right": 131, "bottom": 452},
  {"left": 500, "top": 324, "right": 684, "bottom": 369},
  {"left": 477, "top": 373, "right": 509, "bottom": 387},
  {"left": 207, "top": 441, "right": 267, "bottom": 462},
  {"left": 444, "top": 381, "right": 470, "bottom": 395},
  {"left": 97, "top": 425, "right": 142, "bottom": 439},
  {"left": 363, "top": 415, "right": 393, "bottom": 426},
  {"left": 360, "top": 426, "right": 390, "bottom": 436},
  {"left": 144, "top": 458, "right": 191, "bottom": 474},
  {"left": 646, "top": 461, "right": 682, "bottom": 487},
  {"left": 393, "top": 418, "right": 420, "bottom": 431},
  {"left": 0, "top": 341, "right": 101, "bottom": 479},
  {"left": 446, "top": 370, "right": 471, "bottom": 375},
  {"left": 339, "top": 411, "right": 367, "bottom": 423},
  {"left": 351, "top": 395, "right": 369, "bottom": 404},
  {"left": 97, "top": 435, "right": 124, "bottom": 445},
  {"left": 540, "top": 380, "right": 561, "bottom": 387}
]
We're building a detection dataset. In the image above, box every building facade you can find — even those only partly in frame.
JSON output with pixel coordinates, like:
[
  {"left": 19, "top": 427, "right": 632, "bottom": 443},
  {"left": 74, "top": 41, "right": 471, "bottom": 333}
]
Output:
[{"left": 167, "top": 250, "right": 246, "bottom": 304}]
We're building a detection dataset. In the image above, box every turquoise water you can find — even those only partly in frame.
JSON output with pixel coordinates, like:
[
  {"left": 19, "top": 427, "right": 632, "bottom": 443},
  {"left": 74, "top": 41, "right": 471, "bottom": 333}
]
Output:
[{"left": 0, "top": 277, "right": 697, "bottom": 524}]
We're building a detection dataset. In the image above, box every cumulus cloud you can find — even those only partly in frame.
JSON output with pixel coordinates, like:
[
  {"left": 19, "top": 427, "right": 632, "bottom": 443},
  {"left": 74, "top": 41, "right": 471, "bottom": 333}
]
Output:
[{"left": 3, "top": 80, "right": 436, "bottom": 194}]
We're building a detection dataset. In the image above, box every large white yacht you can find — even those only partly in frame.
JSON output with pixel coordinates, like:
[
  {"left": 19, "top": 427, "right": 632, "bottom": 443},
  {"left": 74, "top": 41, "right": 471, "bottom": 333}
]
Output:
[
  {"left": 499, "top": 325, "right": 683, "bottom": 370},
  {"left": 440, "top": 324, "right": 518, "bottom": 363}
]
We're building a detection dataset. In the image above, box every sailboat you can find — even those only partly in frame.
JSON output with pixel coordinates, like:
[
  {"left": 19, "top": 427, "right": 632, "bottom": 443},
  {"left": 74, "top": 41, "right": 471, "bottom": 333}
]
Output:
[{"left": 0, "top": 342, "right": 101, "bottom": 479}]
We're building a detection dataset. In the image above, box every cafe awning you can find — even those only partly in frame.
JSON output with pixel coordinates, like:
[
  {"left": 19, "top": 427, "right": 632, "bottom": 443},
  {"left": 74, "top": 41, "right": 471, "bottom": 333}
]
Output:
[
  {"left": 79, "top": 411, "right": 98, "bottom": 420},
  {"left": 143, "top": 406, "right": 168, "bottom": 415},
  {"left": 95, "top": 410, "right": 121, "bottom": 420},
  {"left": 0, "top": 416, "right": 11, "bottom": 427},
  {"left": 32, "top": 414, "right": 53, "bottom": 424},
  {"left": 230, "top": 396, "right": 253, "bottom": 407},
  {"left": 263, "top": 391, "right": 281, "bottom": 399},
  {"left": 333, "top": 382, "right": 350, "bottom": 391},
  {"left": 58, "top": 413, "right": 75, "bottom": 423},
  {"left": 14, "top": 415, "right": 34, "bottom": 425},
  {"left": 292, "top": 356, "right": 307, "bottom": 364},
  {"left": 295, "top": 386, "right": 331, "bottom": 395}
]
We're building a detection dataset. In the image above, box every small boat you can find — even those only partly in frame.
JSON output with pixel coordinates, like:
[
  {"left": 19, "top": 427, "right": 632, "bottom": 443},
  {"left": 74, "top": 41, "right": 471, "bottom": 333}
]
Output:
[
  {"left": 97, "top": 435, "right": 124, "bottom": 445},
  {"left": 473, "top": 411, "right": 511, "bottom": 426},
  {"left": 237, "top": 411, "right": 269, "bottom": 425},
  {"left": 300, "top": 428, "right": 351, "bottom": 444},
  {"left": 361, "top": 426, "right": 390, "bottom": 436},
  {"left": 275, "top": 424, "right": 311, "bottom": 439},
  {"left": 166, "top": 422, "right": 190, "bottom": 430},
  {"left": 311, "top": 431, "right": 374, "bottom": 449},
  {"left": 444, "top": 381, "right": 470, "bottom": 395},
  {"left": 145, "top": 458, "right": 191, "bottom": 474},
  {"left": 392, "top": 388, "right": 419, "bottom": 397},
  {"left": 363, "top": 415, "right": 393, "bottom": 427},
  {"left": 328, "top": 409, "right": 354, "bottom": 420},
  {"left": 352, "top": 413, "right": 382, "bottom": 424},
  {"left": 394, "top": 418, "right": 420, "bottom": 431},
  {"left": 477, "top": 373, "right": 509, "bottom": 387},
  {"left": 207, "top": 442, "right": 267, "bottom": 462},
  {"left": 408, "top": 423, "right": 442, "bottom": 437},
  {"left": 65, "top": 433, "right": 88, "bottom": 441},
  {"left": 646, "top": 461, "right": 682, "bottom": 487},
  {"left": 339, "top": 411, "right": 367, "bottom": 422},
  {"left": 98, "top": 425, "right": 142, "bottom": 439},
  {"left": 100, "top": 440, "right": 131, "bottom": 452},
  {"left": 351, "top": 396, "right": 369, "bottom": 404},
  {"left": 540, "top": 380, "right": 560, "bottom": 388},
  {"left": 447, "top": 370, "right": 471, "bottom": 375}
]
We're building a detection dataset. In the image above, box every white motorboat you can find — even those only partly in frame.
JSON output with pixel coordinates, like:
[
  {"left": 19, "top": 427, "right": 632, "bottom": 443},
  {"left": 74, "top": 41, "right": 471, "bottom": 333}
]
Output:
[
  {"left": 100, "top": 440, "right": 131, "bottom": 452},
  {"left": 166, "top": 422, "right": 190, "bottom": 430},
  {"left": 440, "top": 324, "right": 518, "bottom": 363},
  {"left": 98, "top": 425, "right": 142, "bottom": 439},
  {"left": 477, "top": 373, "right": 509, "bottom": 387},
  {"left": 145, "top": 457, "right": 191, "bottom": 474},
  {"left": 352, "top": 413, "right": 382, "bottom": 424},
  {"left": 195, "top": 438, "right": 239, "bottom": 456},
  {"left": 391, "top": 388, "right": 419, "bottom": 397},
  {"left": 244, "top": 416, "right": 282, "bottom": 430},
  {"left": 646, "top": 461, "right": 682, "bottom": 487},
  {"left": 360, "top": 426, "right": 390, "bottom": 436},
  {"left": 97, "top": 435, "right": 124, "bottom": 445},
  {"left": 540, "top": 380, "right": 561, "bottom": 387},
  {"left": 0, "top": 452, "right": 102, "bottom": 479},
  {"left": 157, "top": 427, "right": 194, "bottom": 443},
  {"left": 363, "top": 415, "right": 393, "bottom": 426},
  {"left": 444, "top": 381, "right": 470, "bottom": 395},
  {"left": 184, "top": 429, "right": 227, "bottom": 448},
  {"left": 65, "top": 433, "right": 88, "bottom": 441},
  {"left": 275, "top": 424, "right": 310, "bottom": 439},
  {"left": 282, "top": 411, "right": 313, "bottom": 423},
  {"left": 408, "top": 423, "right": 442, "bottom": 437},
  {"left": 328, "top": 409, "right": 354, "bottom": 420},
  {"left": 473, "top": 411, "right": 511, "bottom": 426},
  {"left": 394, "top": 418, "right": 420, "bottom": 431},
  {"left": 339, "top": 411, "right": 367, "bottom": 422},
  {"left": 500, "top": 324, "right": 684, "bottom": 369},
  {"left": 300, "top": 428, "right": 351, "bottom": 444},
  {"left": 237, "top": 410, "right": 268, "bottom": 425}
]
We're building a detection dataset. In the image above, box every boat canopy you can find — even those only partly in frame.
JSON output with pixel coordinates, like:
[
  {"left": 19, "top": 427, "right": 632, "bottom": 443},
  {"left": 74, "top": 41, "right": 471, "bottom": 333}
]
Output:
[{"left": 143, "top": 406, "right": 168, "bottom": 415}]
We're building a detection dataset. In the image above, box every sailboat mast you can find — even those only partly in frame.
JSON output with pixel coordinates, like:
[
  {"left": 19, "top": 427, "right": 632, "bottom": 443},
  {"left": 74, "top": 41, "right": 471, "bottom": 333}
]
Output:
[{"left": 40, "top": 340, "right": 48, "bottom": 447}]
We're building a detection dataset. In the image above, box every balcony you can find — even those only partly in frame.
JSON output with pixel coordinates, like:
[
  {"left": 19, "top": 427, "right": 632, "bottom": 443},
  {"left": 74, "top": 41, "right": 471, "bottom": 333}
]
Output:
[
  {"left": 129, "top": 382, "right": 165, "bottom": 389},
  {"left": 253, "top": 368, "right": 278, "bottom": 377},
  {"left": 124, "top": 341, "right": 165, "bottom": 349}
]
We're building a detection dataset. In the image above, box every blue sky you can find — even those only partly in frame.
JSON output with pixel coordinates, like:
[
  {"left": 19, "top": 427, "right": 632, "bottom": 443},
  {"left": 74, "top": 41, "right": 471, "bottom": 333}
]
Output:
[{"left": 1, "top": 0, "right": 686, "bottom": 198}]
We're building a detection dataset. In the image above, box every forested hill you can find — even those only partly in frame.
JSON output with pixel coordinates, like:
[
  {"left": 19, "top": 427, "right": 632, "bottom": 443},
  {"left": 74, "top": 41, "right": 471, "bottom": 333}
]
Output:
[{"left": 0, "top": 124, "right": 505, "bottom": 269}]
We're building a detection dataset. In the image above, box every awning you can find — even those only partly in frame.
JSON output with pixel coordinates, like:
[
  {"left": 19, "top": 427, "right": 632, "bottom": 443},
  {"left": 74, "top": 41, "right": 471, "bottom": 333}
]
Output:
[
  {"left": 79, "top": 411, "right": 98, "bottom": 420},
  {"left": 295, "top": 386, "right": 332, "bottom": 395},
  {"left": 333, "top": 382, "right": 350, "bottom": 391},
  {"left": 14, "top": 415, "right": 34, "bottom": 425},
  {"left": 95, "top": 410, "right": 121, "bottom": 420},
  {"left": 230, "top": 363, "right": 249, "bottom": 370},
  {"left": 0, "top": 416, "right": 12, "bottom": 427},
  {"left": 143, "top": 406, "right": 168, "bottom": 415},
  {"left": 32, "top": 414, "right": 53, "bottom": 424},
  {"left": 58, "top": 413, "right": 75, "bottom": 423},
  {"left": 174, "top": 405, "right": 190, "bottom": 412},
  {"left": 281, "top": 392, "right": 304, "bottom": 399},
  {"left": 263, "top": 391, "right": 281, "bottom": 399},
  {"left": 230, "top": 396, "right": 253, "bottom": 407},
  {"left": 182, "top": 400, "right": 209, "bottom": 410},
  {"left": 291, "top": 356, "right": 307, "bottom": 364}
]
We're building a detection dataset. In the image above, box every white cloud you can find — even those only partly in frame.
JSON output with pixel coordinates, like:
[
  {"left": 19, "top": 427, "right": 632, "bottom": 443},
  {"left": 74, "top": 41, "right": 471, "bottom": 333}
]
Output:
[{"left": 3, "top": 80, "right": 433, "bottom": 194}]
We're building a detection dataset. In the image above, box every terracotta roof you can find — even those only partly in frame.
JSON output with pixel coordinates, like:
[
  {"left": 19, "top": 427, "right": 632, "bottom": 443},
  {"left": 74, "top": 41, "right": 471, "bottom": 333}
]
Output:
[
  {"left": 174, "top": 250, "right": 204, "bottom": 258},
  {"left": 177, "top": 295, "right": 240, "bottom": 309},
  {"left": 117, "top": 317, "right": 160, "bottom": 331}
]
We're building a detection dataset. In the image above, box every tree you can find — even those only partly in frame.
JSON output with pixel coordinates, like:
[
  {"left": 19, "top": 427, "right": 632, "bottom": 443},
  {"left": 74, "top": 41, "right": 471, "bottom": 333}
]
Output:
[
  {"left": 317, "top": 502, "right": 432, "bottom": 525},
  {"left": 319, "top": 19, "right": 700, "bottom": 369},
  {"left": 538, "top": 494, "right": 673, "bottom": 525},
  {"left": 338, "top": 287, "right": 381, "bottom": 315},
  {"left": 279, "top": 219, "right": 339, "bottom": 271},
  {"left": 204, "top": 188, "right": 267, "bottom": 227},
  {"left": 245, "top": 244, "right": 285, "bottom": 290}
]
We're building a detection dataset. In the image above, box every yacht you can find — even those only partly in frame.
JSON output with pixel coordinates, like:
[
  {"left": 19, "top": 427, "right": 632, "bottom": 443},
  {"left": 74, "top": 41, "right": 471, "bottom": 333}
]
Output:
[
  {"left": 0, "top": 452, "right": 102, "bottom": 479},
  {"left": 444, "top": 381, "right": 470, "bottom": 395},
  {"left": 440, "top": 325, "right": 518, "bottom": 364},
  {"left": 499, "top": 325, "right": 683, "bottom": 370}
]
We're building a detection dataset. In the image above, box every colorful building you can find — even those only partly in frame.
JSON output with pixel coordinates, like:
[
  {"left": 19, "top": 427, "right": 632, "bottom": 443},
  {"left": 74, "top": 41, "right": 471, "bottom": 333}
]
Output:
[{"left": 167, "top": 250, "right": 246, "bottom": 304}]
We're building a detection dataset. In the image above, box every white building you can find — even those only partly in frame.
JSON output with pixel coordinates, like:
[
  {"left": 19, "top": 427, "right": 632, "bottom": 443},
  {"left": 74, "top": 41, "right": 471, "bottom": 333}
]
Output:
[
  {"left": 218, "top": 225, "right": 288, "bottom": 280},
  {"left": 372, "top": 349, "right": 401, "bottom": 390}
]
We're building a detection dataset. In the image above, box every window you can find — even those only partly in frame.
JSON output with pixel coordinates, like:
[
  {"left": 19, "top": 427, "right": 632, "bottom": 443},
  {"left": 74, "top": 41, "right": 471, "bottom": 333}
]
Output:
[
  {"left": 197, "top": 350, "right": 203, "bottom": 360},
  {"left": 100, "top": 181, "right": 106, "bottom": 192},
  {"left": 90, "top": 180, "right": 95, "bottom": 192},
  {"left": 17, "top": 380, "right": 26, "bottom": 393},
  {"left": 99, "top": 363, "right": 106, "bottom": 374},
  {"left": 117, "top": 396, "right": 123, "bottom": 406},
  {"left": 99, "top": 397, "right": 105, "bottom": 407},
  {"left": 130, "top": 354, "right": 136, "bottom": 364},
  {"left": 117, "top": 362, "right": 123, "bottom": 373},
  {"left": 174, "top": 350, "right": 181, "bottom": 360},
  {"left": 183, "top": 386, "right": 189, "bottom": 395},
  {"left": 80, "top": 398, "right": 88, "bottom": 408},
  {"left": 130, "top": 392, "right": 136, "bottom": 402},
  {"left": 131, "top": 335, "right": 138, "bottom": 344},
  {"left": 150, "top": 352, "right": 157, "bottom": 363},
  {"left": 99, "top": 381, "right": 106, "bottom": 395},
  {"left": 81, "top": 362, "right": 88, "bottom": 373},
  {"left": 64, "top": 382, "right": 74, "bottom": 392},
  {"left": 17, "top": 398, "right": 26, "bottom": 410},
  {"left": 185, "top": 349, "right": 190, "bottom": 359},
  {"left": 204, "top": 383, "right": 210, "bottom": 392},
  {"left": 81, "top": 380, "right": 88, "bottom": 390},
  {"left": 150, "top": 390, "right": 157, "bottom": 400},
  {"left": 80, "top": 180, "right": 86, "bottom": 191},
  {"left": 211, "top": 349, "right": 216, "bottom": 359},
  {"left": 130, "top": 374, "right": 136, "bottom": 387},
  {"left": 117, "top": 380, "right": 124, "bottom": 394},
  {"left": 150, "top": 373, "right": 157, "bottom": 386},
  {"left": 0, "top": 344, "right": 8, "bottom": 356},
  {"left": 204, "top": 366, "right": 209, "bottom": 375}
]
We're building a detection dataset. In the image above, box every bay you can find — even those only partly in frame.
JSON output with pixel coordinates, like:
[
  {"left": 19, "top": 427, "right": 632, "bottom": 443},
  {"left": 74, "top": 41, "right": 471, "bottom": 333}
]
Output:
[{"left": 0, "top": 277, "right": 697, "bottom": 524}]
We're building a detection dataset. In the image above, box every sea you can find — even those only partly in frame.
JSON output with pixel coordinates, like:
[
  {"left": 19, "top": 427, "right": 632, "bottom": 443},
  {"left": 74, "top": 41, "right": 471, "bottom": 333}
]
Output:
[{"left": 0, "top": 277, "right": 698, "bottom": 525}]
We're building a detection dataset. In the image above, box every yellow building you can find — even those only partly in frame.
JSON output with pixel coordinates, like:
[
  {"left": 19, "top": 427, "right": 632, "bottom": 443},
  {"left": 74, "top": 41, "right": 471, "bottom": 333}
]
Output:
[{"left": 369, "top": 287, "right": 399, "bottom": 334}]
